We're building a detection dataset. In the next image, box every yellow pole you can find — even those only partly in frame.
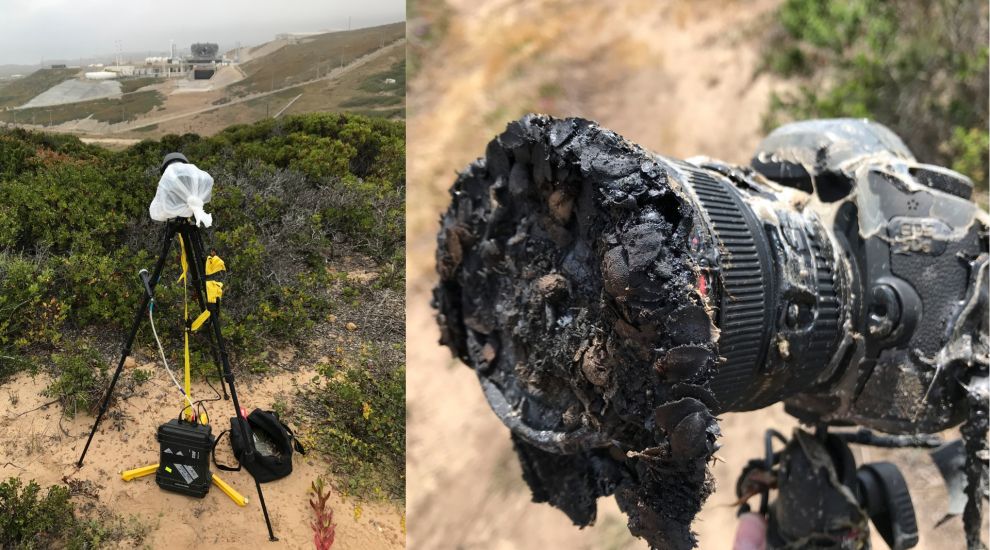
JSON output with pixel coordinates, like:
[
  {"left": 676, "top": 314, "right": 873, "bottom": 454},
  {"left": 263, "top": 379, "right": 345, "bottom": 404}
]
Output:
[
  {"left": 178, "top": 235, "right": 193, "bottom": 421},
  {"left": 212, "top": 474, "right": 249, "bottom": 506},
  {"left": 121, "top": 463, "right": 159, "bottom": 481},
  {"left": 120, "top": 463, "right": 248, "bottom": 507}
]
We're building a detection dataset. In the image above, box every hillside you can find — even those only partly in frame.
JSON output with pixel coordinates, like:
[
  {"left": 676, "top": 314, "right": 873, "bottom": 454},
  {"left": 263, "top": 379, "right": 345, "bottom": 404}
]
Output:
[
  {"left": 0, "top": 89, "right": 164, "bottom": 126},
  {"left": 229, "top": 22, "right": 406, "bottom": 96},
  {"left": 124, "top": 45, "right": 406, "bottom": 138},
  {"left": 0, "top": 67, "right": 78, "bottom": 109},
  {"left": 0, "top": 113, "right": 405, "bottom": 548},
  {"left": 0, "top": 22, "right": 406, "bottom": 141}
]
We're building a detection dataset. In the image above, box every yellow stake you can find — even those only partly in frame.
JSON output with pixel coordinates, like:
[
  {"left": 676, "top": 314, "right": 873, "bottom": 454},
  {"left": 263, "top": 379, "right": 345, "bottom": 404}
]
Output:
[
  {"left": 212, "top": 474, "right": 249, "bottom": 506},
  {"left": 178, "top": 235, "right": 193, "bottom": 421},
  {"left": 120, "top": 463, "right": 248, "bottom": 507},
  {"left": 121, "top": 464, "right": 158, "bottom": 481}
]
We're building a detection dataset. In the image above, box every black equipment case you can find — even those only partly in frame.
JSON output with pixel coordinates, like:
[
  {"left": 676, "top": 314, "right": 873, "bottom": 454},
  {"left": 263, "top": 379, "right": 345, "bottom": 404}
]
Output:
[{"left": 155, "top": 419, "right": 213, "bottom": 498}]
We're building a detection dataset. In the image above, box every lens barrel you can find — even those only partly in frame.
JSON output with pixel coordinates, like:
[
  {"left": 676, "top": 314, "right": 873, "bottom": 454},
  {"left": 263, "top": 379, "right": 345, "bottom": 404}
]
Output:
[
  {"left": 674, "top": 160, "right": 845, "bottom": 413},
  {"left": 435, "top": 114, "right": 988, "bottom": 550}
]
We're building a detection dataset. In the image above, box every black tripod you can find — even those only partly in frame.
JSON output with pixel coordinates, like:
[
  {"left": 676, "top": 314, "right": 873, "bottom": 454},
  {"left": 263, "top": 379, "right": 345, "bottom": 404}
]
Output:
[
  {"left": 735, "top": 427, "right": 943, "bottom": 549},
  {"left": 77, "top": 218, "right": 278, "bottom": 541}
]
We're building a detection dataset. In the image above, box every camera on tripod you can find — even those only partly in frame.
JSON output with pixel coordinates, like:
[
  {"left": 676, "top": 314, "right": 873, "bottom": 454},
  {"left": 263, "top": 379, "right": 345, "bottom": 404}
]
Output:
[
  {"left": 78, "top": 153, "right": 280, "bottom": 541},
  {"left": 150, "top": 152, "right": 214, "bottom": 228}
]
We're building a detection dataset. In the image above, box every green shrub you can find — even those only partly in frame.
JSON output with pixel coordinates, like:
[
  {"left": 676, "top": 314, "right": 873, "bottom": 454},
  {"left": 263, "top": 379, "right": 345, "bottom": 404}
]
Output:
[
  {"left": 0, "top": 477, "right": 76, "bottom": 549},
  {"left": 763, "top": 0, "right": 988, "bottom": 193},
  {"left": 0, "top": 135, "right": 38, "bottom": 179},
  {"left": 0, "top": 112, "right": 405, "bottom": 366},
  {"left": 43, "top": 347, "right": 109, "bottom": 418},
  {"left": 0, "top": 254, "right": 62, "bottom": 348},
  {"left": 131, "top": 368, "right": 151, "bottom": 385},
  {"left": 948, "top": 126, "right": 989, "bottom": 197},
  {"left": 304, "top": 358, "right": 405, "bottom": 499},
  {"left": 0, "top": 477, "right": 146, "bottom": 549}
]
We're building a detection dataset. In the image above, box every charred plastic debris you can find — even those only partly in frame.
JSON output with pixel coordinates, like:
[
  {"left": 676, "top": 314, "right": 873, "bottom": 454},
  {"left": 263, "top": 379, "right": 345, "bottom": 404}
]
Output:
[{"left": 434, "top": 114, "right": 989, "bottom": 549}]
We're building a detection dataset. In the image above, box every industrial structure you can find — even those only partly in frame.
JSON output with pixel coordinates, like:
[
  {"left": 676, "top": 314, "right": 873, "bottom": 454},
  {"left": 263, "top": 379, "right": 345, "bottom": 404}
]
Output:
[{"left": 80, "top": 41, "right": 229, "bottom": 80}]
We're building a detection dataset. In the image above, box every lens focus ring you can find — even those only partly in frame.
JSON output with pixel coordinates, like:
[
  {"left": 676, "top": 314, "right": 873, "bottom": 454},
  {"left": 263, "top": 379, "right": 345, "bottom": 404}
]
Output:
[{"left": 676, "top": 162, "right": 776, "bottom": 412}]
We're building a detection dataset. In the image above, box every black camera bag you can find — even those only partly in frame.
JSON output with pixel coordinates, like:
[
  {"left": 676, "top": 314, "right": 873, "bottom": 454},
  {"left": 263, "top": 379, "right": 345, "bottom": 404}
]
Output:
[{"left": 212, "top": 408, "right": 305, "bottom": 483}]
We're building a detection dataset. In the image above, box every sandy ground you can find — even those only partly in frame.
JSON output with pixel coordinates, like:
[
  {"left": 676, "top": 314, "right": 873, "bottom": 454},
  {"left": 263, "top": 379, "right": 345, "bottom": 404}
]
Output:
[
  {"left": 0, "top": 361, "right": 404, "bottom": 549},
  {"left": 406, "top": 0, "right": 975, "bottom": 548}
]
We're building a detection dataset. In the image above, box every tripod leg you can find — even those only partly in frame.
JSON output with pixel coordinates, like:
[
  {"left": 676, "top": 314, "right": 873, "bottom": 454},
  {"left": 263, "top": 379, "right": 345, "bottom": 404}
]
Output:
[
  {"left": 255, "top": 478, "right": 278, "bottom": 540},
  {"left": 182, "top": 227, "right": 228, "bottom": 400},
  {"left": 183, "top": 225, "right": 278, "bottom": 541},
  {"left": 78, "top": 224, "right": 174, "bottom": 467}
]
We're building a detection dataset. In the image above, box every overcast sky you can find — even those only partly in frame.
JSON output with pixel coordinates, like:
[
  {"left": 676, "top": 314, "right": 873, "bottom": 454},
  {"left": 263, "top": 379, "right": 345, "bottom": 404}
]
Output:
[{"left": 0, "top": 0, "right": 405, "bottom": 65}]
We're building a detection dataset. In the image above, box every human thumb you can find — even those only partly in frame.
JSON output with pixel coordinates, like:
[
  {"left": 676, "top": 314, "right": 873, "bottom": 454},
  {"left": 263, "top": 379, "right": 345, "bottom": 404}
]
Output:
[{"left": 732, "top": 512, "right": 767, "bottom": 550}]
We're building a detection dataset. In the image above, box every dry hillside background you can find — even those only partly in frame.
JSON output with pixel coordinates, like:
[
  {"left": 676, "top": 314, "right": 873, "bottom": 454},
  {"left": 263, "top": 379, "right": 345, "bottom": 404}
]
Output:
[
  {"left": 406, "top": 1, "right": 975, "bottom": 548},
  {"left": 0, "top": 23, "right": 406, "bottom": 144}
]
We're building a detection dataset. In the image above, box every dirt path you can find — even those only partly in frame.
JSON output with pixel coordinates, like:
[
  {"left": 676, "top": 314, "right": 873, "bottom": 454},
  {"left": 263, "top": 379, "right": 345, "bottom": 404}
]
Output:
[
  {"left": 79, "top": 137, "right": 141, "bottom": 149},
  {"left": 274, "top": 94, "right": 304, "bottom": 118},
  {"left": 407, "top": 1, "right": 970, "bottom": 548},
  {"left": 0, "top": 364, "right": 404, "bottom": 549}
]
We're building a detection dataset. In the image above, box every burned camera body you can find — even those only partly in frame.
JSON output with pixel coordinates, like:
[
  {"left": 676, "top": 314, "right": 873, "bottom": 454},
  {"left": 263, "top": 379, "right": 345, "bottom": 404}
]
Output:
[
  {"left": 683, "top": 119, "right": 988, "bottom": 433},
  {"left": 434, "top": 116, "right": 987, "bottom": 549}
]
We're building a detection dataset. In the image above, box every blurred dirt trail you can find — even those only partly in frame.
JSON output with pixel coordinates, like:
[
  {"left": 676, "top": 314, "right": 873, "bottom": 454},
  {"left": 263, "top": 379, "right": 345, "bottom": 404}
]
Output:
[{"left": 407, "top": 1, "right": 967, "bottom": 548}]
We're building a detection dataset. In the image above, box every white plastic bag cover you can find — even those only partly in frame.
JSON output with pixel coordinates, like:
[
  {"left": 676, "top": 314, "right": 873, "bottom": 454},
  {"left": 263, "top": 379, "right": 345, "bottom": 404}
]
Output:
[{"left": 149, "top": 163, "right": 215, "bottom": 227}]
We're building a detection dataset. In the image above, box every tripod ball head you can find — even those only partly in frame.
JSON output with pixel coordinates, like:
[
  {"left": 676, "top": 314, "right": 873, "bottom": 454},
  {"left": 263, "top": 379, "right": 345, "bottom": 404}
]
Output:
[
  {"left": 766, "top": 430, "right": 918, "bottom": 550},
  {"left": 160, "top": 152, "right": 189, "bottom": 175},
  {"left": 150, "top": 154, "right": 214, "bottom": 227}
]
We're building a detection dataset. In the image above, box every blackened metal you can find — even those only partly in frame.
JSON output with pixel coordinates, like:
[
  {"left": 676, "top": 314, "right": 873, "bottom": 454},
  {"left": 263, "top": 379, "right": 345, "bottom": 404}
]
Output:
[
  {"left": 961, "top": 378, "right": 988, "bottom": 550},
  {"left": 435, "top": 115, "right": 989, "bottom": 549},
  {"left": 435, "top": 115, "right": 719, "bottom": 549},
  {"left": 674, "top": 162, "right": 774, "bottom": 411},
  {"left": 835, "top": 428, "right": 942, "bottom": 449},
  {"left": 856, "top": 462, "right": 919, "bottom": 549},
  {"left": 752, "top": 429, "right": 919, "bottom": 549},
  {"left": 766, "top": 430, "right": 869, "bottom": 549}
]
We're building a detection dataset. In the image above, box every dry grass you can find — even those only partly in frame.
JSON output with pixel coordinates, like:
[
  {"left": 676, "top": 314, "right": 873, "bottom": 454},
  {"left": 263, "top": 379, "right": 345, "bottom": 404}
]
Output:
[
  {"left": 0, "top": 90, "right": 164, "bottom": 126},
  {"left": 229, "top": 22, "right": 405, "bottom": 96}
]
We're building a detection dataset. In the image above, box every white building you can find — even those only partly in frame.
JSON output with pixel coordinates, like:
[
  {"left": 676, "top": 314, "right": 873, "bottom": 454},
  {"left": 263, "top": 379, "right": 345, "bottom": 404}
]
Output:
[
  {"left": 105, "top": 65, "right": 135, "bottom": 76},
  {"left": 85, "top": 71, "right": 118, "bottom": 80}
]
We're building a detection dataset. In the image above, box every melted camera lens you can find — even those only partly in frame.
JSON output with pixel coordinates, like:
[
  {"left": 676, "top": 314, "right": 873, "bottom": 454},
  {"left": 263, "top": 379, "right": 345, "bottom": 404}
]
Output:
[{"left": 434, "top": 114, "right": 988, "bottom": 549}]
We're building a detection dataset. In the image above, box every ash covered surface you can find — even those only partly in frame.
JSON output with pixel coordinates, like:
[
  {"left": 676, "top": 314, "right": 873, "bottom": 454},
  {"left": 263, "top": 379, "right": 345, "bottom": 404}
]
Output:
[{"left": 434, "top": 114, "right": 720, "bottom": 549}]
